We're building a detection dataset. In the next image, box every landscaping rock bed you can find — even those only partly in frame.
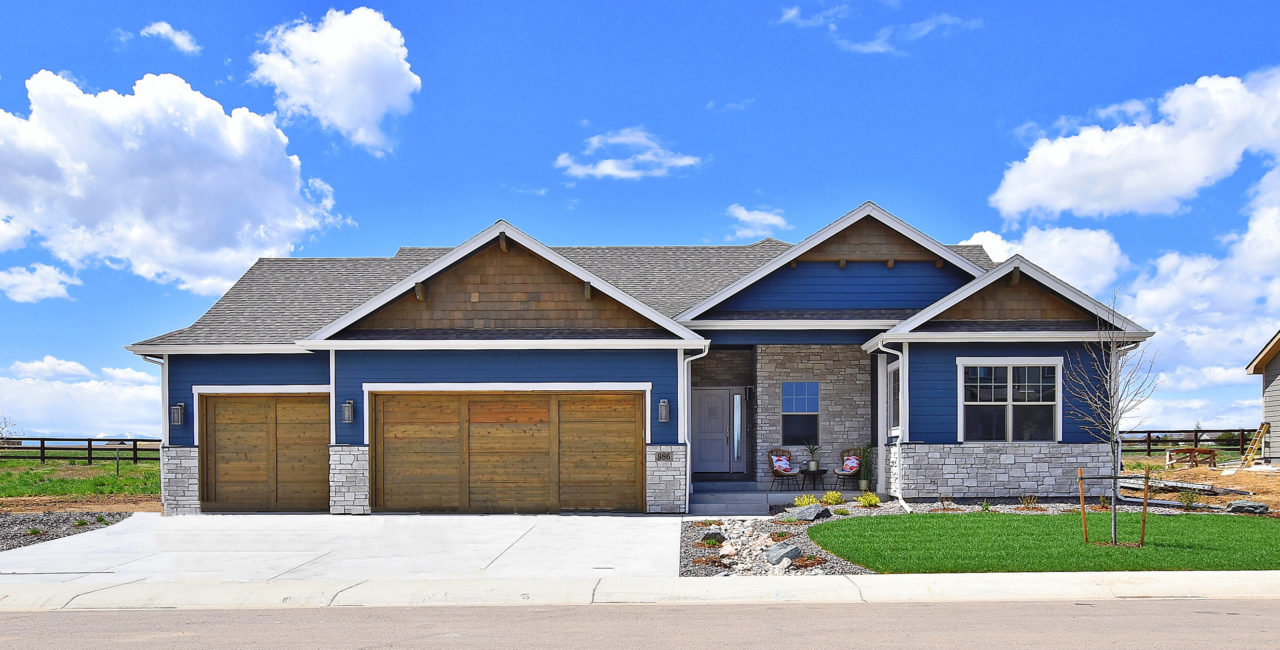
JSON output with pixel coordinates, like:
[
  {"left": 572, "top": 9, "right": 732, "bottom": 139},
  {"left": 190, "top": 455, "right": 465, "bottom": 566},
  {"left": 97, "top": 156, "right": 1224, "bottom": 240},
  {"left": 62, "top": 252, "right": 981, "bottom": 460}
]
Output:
[
  {"left": 0, "top": 512, "right": 129, "bottom": 552},
  {"left": 681, "top": 498, "right": 1218, "bottom": 577}
]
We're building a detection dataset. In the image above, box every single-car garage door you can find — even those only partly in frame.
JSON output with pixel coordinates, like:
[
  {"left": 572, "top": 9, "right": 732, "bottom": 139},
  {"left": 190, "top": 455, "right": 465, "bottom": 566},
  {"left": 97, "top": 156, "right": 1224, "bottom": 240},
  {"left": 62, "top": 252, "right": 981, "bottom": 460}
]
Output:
[
  {"left": 199, "top": 394, "right": 330, "bottom": 512},
  {"left": 371, "top": 392, "right": 645, "bottom": 513}
]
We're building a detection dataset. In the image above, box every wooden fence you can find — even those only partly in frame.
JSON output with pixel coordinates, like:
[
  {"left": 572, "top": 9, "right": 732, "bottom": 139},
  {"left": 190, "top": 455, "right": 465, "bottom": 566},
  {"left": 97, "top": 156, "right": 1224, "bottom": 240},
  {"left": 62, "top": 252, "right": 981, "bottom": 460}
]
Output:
[
  {"left": 1121, "top": 429, "right": 1252, "bottom": 456},
  {"left": 0, "top": 437, "right": 161, "bottom": 464}
]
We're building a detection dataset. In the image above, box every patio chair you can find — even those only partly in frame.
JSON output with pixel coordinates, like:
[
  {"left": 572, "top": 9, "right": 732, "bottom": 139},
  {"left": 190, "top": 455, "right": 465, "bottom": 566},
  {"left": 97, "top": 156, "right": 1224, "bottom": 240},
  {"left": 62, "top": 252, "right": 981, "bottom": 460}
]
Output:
[
  {"left": 768, "top": 448, "right": 800, "bottom": 492},
  {"left": 833, "top": 448, "right": 862, "bottom": 490}
]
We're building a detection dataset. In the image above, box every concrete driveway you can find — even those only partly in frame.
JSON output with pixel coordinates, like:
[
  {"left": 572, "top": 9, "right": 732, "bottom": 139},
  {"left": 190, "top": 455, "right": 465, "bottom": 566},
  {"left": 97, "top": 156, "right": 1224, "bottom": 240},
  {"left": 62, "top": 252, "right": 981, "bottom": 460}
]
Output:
[{"left": 0, "top": 513, "right": 681, "bottom": 583}]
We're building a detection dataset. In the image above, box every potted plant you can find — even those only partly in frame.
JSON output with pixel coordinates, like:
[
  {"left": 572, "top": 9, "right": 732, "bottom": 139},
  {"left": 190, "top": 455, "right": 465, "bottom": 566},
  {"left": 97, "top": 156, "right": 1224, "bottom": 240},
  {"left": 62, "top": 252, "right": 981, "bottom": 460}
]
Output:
[
  {"left": 803, "top": 443, "right": 821, "bottom": 472},
  {"left": 856, "top": 445, "right": 873, "bottom": 491}
]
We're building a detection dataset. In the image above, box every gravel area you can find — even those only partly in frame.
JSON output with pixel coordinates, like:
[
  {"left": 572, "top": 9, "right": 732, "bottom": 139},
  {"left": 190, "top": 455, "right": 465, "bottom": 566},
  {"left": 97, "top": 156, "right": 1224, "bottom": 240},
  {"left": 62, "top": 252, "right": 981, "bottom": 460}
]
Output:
[
  {"left": 0, "top": 512, "right": 129, "bottom": 552},
  {"left": 681, "top": 498, "right": 1223, "bottom": 577}
]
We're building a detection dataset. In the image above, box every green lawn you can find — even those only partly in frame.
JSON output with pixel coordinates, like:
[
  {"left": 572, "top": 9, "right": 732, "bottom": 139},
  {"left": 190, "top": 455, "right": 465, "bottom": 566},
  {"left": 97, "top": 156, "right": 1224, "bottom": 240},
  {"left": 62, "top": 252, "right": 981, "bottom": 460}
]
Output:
[
  {"left": 807, "top": 512, "right": 1280, "bottom": 573},
  {"left": 0, "top": 458, "right": 160, "bottom": 497}
]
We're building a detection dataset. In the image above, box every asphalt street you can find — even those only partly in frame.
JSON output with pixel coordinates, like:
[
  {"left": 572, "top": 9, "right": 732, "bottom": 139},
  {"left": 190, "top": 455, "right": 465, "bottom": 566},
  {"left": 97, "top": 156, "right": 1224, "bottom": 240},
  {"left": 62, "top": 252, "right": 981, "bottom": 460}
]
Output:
[{"left": 0, "top": 599, "right": 1273, "bottom": 648}]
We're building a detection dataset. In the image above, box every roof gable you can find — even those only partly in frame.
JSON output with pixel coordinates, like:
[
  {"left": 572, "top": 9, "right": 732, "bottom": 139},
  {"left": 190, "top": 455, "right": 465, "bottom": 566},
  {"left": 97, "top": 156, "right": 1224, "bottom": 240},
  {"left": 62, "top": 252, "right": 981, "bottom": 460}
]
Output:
[
  {"left": 676, "top": 202, "right": 987, "bottom": 321},
  {"left": 888, "top": 255, "right": 1148, "bottom": 335},
  {"left": 1247, "top": 330, "right": 1280, "bottom": 375},
  {"left": 308, "top": 221, "right": 702, "bottom": 342}
]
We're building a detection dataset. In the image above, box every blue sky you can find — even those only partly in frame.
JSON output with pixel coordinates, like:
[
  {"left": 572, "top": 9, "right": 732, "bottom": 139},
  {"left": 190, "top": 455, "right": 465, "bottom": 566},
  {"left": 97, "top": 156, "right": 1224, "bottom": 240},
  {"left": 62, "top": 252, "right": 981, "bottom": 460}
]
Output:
[{"left": 1, "top": 1, "right": 1278, "bottom": 437}]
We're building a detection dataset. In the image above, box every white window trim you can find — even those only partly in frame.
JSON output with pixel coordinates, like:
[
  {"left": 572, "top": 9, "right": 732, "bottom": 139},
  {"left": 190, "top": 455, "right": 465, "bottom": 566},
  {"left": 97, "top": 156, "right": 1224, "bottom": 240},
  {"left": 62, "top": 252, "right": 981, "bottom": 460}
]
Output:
[
  {"left": 360, "top": 382, "right": 653, "bottom": 445},
  {"left": 189, "top": 384, "right": 332, "bottom": 447},
  {"left": 954, "top": 357, "right": 1062, "bottom": 443},
  {"left": 887, "top": 360, "right": 902, "bottom": 438}
]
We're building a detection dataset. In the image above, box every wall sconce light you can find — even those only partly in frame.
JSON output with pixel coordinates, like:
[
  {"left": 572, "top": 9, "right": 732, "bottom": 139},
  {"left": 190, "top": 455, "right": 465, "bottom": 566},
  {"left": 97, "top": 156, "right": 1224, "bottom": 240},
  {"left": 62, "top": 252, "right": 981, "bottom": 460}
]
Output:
[
  {"left": 169, "top": 403, "right": 185, "bottom": 427},
  {"left": 341, "top": 400, "right": 355, "bottom": 424},
  {"left": 658, "top": 399, "right": 670, "bottom": 423}
]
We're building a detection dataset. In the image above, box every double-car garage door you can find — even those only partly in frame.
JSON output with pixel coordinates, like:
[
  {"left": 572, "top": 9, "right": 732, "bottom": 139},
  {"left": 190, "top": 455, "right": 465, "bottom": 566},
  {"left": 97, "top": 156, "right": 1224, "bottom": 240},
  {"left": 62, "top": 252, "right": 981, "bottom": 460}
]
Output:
[
  {"left": 198, "top": 391, "right": 646, "bottom": 513},
  {"left": 372, "top": 392, "right": 645, "bottom": 513}
]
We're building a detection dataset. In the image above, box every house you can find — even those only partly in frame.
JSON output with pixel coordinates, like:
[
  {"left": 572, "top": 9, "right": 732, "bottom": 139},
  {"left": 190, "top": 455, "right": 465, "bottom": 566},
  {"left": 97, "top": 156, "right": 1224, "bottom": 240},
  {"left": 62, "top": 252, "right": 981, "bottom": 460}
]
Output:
[
  {"left": 127, "top": 202, "right": 1153, "bottom": 515},
  {"left": 1246, "top": 330, "right": 1280, "bottom": 463}
]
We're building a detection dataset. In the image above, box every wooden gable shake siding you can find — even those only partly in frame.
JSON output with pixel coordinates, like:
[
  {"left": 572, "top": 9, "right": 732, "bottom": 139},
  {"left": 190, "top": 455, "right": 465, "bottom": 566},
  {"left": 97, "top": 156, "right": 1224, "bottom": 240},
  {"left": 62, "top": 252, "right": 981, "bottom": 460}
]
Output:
[
  {"left": 907, "top": 342, "right": 1101, "bottom": 444},
  {"left": 348, "top": 240, "right": 664, "bottom": 333},
  {"left": 333, "top": 349, "right": 680, "bottom": 445},
  {"left": 935, "top": 276, "right": 1095, "bottom": 322},
  {"left": 799, "top": 216, "right": 955, "bottom": 264},
  {"left": 167, "top": 353, "right": 330, "bottom": 446}
]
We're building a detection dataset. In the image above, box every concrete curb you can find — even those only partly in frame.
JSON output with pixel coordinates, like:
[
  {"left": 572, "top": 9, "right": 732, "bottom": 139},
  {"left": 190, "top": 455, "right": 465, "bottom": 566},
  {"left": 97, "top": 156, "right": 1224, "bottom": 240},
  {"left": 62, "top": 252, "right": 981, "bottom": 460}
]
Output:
[{"left": 0, "top": 571, "right": 1277, "bottom": 611}]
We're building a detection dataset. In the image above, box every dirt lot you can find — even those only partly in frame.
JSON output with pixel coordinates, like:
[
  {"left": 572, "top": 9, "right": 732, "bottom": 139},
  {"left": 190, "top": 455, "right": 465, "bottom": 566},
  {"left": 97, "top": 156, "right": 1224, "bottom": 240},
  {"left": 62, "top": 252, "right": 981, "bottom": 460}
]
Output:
[
  {"left": 1121, "top": 458, "right": 1280, "bottom": 510},
  {"left": 0, "top": 494, "right": 161, "bottom": 513}
]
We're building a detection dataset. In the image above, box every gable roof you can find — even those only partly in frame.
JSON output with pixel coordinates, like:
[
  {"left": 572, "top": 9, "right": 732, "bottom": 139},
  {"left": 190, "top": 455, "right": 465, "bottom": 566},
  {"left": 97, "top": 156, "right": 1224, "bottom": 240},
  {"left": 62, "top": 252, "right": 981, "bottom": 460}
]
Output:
[
  {"left": 675, "top": 202, "right": 989, "bottom": 321},
  {"left": 887, "top": 254, "right": 1149, "bottom": 335},
  {"left": 306, "top": 221, "right": 703, "bottom": 342},
  {"left": 1246, "top": 329, "right": 1280, "bottom": 375}
]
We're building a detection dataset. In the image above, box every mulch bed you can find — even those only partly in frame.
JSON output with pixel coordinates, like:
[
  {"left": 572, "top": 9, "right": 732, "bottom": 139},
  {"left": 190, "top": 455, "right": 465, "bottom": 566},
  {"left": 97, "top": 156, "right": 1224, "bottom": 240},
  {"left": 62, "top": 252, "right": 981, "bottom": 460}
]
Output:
[
  {"left": 791, "top": 555, "right": 828, "bottom": 569},
  {"left": 689, "top": 520, "right": 723, "bottom": 527},
  {"left": 770, "top": 531, "right": 792, "bottom": 542},
  {"left": 0, "top": 512, "right": 129, "bottom": 552}
]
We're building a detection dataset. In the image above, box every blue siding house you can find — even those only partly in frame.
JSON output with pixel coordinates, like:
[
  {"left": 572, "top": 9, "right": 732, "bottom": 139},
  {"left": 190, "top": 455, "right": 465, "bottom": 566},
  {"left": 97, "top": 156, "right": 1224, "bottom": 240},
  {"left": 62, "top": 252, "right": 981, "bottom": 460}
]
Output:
[{"left": 129, "top": 201, "right": 1152, "bottom": 515}]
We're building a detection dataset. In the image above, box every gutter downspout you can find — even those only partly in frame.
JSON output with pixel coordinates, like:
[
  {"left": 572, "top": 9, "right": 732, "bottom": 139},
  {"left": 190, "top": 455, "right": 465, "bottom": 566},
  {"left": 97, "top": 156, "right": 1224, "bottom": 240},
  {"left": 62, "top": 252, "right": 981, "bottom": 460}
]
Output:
[
  {"left": 681, "top": 343, "right": 711, "bottom": 514},
  {"left": 874, "top": 338, "right": 913, "bottom": 513}
]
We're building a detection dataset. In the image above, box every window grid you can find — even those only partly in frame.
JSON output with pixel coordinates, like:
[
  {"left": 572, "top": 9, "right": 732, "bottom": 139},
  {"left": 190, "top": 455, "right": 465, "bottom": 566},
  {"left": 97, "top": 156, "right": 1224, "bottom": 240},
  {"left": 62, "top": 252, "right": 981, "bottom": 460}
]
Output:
[
  {"left": 782, "top": 381, "right": 820, "bottom": 414},
  {"left": 961, "top": 363, "right": 1058, "bottom": 442}
]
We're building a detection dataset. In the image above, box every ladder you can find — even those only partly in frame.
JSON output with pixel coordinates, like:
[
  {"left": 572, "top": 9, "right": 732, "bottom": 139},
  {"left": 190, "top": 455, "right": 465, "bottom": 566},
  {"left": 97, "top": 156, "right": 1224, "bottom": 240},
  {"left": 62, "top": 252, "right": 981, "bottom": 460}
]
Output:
[{"left": 1240, "top": 422, "right": 1270, "bottom": 468}]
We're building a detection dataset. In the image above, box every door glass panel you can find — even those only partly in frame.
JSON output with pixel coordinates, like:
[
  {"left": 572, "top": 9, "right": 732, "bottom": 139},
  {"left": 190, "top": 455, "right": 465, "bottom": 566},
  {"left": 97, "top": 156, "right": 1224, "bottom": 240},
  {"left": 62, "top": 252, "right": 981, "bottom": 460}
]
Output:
[{"left": 732, "top": 393, "right": 742, "bottom": 461}]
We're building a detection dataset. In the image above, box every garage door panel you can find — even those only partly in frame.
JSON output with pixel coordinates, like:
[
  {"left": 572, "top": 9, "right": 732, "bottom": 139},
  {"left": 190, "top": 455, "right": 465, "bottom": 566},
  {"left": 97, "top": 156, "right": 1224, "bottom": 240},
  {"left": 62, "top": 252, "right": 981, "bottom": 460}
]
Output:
[
  {"left": 468, "top": 399, "right": 550, "bottom": 424},
  {"left": 468, "top": 424, "right": 551, "bottom": 450},
  {"left": 558, "top": 396, "right": 640, "bottom": 422},
  {"left": 381, "top": 422, "right": 462, "bottom": 443},
  {"left": 276, "top": 403, "right": 329, "bottom": 424},
  {"left": 381, "top": 397, "right": 461, "bottom": 424}
]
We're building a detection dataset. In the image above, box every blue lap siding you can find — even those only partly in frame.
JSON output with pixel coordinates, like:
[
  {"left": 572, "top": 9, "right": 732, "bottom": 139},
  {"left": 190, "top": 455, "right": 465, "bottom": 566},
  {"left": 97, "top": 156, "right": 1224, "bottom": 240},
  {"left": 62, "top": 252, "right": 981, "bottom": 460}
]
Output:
[
  {"left": 907, "top": 342, "right": 1101, "bottom": 444},
  {"left": 167, "top": 353, "right": 331, "bottom": 446},
  {"left": 711, "top": 261, "right": 971, "bottom": 312},
  {"left": 333, "top": 349, "right": 679, "bottom": 445},
  {"left": 697, "top": 330, "right": 877, "bottom": 346}
]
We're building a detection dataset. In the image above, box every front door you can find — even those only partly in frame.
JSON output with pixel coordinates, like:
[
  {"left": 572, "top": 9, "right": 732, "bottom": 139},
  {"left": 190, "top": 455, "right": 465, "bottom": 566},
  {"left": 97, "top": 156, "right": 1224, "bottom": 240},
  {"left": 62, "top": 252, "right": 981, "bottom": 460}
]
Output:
[{"left": 692, "top": 388, "right": 745, "bottom": 473}]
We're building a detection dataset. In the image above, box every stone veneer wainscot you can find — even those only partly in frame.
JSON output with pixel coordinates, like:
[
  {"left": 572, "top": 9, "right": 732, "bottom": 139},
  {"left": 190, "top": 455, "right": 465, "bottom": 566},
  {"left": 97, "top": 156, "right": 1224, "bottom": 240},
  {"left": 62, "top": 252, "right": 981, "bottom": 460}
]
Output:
[
  {"left": 645, "top": 445, "right": 687, "bottom": 513},
  {"left": 887, "top": 441, "right": 1111, "bottom": 499},
  {"left": 160, "top": 445, "right": 200, "bottom": 515},
  {"left": 329, "top": 445, "right": 371, "bottom": 514}
]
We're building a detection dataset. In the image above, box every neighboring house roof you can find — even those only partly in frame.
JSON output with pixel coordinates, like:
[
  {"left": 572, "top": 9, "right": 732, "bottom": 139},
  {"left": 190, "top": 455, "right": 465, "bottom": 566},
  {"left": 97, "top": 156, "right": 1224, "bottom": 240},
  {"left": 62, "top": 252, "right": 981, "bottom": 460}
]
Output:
[
  {"left": 127, "top": 206, "right": 1001, "bottom": 350},
  {"left": 1247, "top": 329, "right": 1280, "bottom": 375}
]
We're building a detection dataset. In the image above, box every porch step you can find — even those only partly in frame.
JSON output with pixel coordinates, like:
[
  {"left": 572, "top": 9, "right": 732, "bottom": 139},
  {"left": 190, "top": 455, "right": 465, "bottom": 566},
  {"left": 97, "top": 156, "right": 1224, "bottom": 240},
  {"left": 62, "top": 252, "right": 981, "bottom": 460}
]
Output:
[
  {"left": 692, "top": 481, "right": 758, "bottom": 493},
  {"left": 690, "top": 492, "right": 766, "bottom": 504},
  {"left": 688, "top": 490, "right": 770, "bottom": 516},
  {"left": 688, "top": 502, "right": 770, "bottom": 516}
]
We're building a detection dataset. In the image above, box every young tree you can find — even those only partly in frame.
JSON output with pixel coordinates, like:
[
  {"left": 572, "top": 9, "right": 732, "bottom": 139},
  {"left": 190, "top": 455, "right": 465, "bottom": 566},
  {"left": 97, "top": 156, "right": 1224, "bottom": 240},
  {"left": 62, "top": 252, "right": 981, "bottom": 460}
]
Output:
[
  {"left": 1063, "top": 303, "right": 1157, "bottom": 545},
  {"left": 0, "top": 415, "right": 21, "bottom": 440}
]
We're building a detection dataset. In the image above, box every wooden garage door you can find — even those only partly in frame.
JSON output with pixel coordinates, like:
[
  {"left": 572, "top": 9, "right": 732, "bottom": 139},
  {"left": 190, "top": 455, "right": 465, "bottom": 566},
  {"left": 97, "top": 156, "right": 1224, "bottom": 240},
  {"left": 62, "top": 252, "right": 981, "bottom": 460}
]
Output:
[
  {"left": 371, "top": 392, "right": 644, "bottom": 513},
  {"left": 199, "top": 394, "right": 330, "bottom": 512}
]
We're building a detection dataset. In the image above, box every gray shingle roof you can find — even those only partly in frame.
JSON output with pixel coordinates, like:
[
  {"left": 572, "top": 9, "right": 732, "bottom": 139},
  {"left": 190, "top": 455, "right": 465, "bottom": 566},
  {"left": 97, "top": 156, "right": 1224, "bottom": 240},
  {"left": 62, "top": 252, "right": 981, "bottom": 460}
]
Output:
[{"left": 134, "top": 237, "right": 993, "bottom": 346}]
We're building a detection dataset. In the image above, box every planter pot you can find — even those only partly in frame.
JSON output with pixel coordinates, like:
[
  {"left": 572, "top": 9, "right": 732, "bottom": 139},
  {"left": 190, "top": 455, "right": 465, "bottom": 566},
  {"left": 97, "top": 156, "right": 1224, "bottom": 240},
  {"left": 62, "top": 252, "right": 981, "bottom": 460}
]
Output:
[
  {"left": 807, "top": 460, "right": 819, "bottom": 472},
  {"left": 858, "top": 479, "right": 870, "bottom": 491}
]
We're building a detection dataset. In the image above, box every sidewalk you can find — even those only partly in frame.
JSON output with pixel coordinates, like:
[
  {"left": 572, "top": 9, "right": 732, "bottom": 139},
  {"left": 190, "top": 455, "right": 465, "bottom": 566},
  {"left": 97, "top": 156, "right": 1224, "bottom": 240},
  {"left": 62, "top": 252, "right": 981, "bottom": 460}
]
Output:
[{"left": 2, "top": 571, "right": 1277, "bottom": 611}]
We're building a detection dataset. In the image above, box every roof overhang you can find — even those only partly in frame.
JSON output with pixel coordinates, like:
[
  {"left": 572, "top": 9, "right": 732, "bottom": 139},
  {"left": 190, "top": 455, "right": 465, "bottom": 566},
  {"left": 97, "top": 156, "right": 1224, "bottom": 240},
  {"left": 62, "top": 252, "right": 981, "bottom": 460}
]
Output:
[
  {"left": 682, "top": 319, "right": 899, "bottom": 331},
  {"left": 296, "top": 339, "right": 708, "bottom": 351},
  {"left": 886, "top": 254, "right": 1150, "bottom": 336},
  {"left": 860, "top": 330, "right": 1155, "bottom": 353},
  {"left": 306, "top": 220, "right": 704, "bottom": 343},
  {"left": 125, "top": 344, "right": 311, "bottom": 355},
  {"left": 675, "top": 201, "right": 987, "bottom": 322},
  {"left": 1246, "top": 330, "right": 1280, "bottom": 375}
]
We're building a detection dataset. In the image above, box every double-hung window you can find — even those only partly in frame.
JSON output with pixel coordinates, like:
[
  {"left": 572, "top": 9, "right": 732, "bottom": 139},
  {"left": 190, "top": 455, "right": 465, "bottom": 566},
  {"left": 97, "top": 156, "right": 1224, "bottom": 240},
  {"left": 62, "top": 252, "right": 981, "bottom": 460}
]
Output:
[
  {"left": 958, "top": 358, "right": 1061, "bottom": 442},
  {"left": 781, "top": 381, "right": 819, "bottom": 446}
]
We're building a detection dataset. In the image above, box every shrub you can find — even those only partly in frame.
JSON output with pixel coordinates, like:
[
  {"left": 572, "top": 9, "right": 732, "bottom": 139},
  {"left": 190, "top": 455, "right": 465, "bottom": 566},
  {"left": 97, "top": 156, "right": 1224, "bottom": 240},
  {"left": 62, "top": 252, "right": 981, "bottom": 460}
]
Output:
[
  {"left": 26, "top": 528, "right": 42, "bottom": 536},
  {"left": 95, "top": 515, "right": 106, "bottom": 523},
  {"left": 833, "top": 508, "right": 850, "bottom": 516},
  {"left": 794, "top": 493, "right": 820, "bottom": 507},
  {"left": 1177, "top": 490, "right": 1199, "bottom": 510},
  {"left": 1098, "top": 495, "right": 1110, "bottom": 509},
  {"left": 822, "top": 490, "right": 845, "bottom": 505},
  {"left": 780, "top": 516, "right": 799, "bottom": 524},
  {"left": 73, "top": 519, "right": 88, "bottom": 527},
  {"left": 857, "top": 492, "right": 881, "bottom": 508},
  {"left": 1019, "top": 495, "right": 1039, "bottom": 508},
  {"left": 979, "top": 499, "right": 992, "bottom": 512}
]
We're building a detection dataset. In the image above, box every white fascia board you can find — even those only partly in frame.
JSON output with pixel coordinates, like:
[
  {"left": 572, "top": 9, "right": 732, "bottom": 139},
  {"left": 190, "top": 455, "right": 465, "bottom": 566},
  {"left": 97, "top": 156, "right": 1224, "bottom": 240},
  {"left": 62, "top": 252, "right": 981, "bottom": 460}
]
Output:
[
  {"left": 125, "top": 344, "right": 310, "bottom": 355},
  {"left": 307, "top": 220, "right": 701, "bottom": 342},
  {"left": 192, "top": 384, "right": 330, "bottom": 394},
  {"left": 878, "top": 331, "right": 1155, "bottom": 343},
  {"left": 888, "top": 255, "right": 1150, "bottom": 335},
  {"left": 685, "top": 319, "right": 899, "bottom": 330},
  {"left": 296, "top": 338, "right": 708, "bottom": 351},
  {"left": 1246, "top": 330, "right": 1280, "bottom": 375},
  {"left": 674, "top": 201, "right": 987, "bottom": 321}
]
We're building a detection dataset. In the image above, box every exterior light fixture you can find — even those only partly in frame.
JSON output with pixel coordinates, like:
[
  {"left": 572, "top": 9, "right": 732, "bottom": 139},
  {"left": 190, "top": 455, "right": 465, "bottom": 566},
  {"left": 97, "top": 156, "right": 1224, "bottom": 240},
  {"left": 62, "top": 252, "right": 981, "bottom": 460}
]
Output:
[
  {"left": 342, "top": 400, "right": 355, "bottom": 424},
  {"left": 658, "top": 399, "right": 670, "bottom": 423},
  {"left": 169, "top": 403, "right": 185, "bottom": 427}
]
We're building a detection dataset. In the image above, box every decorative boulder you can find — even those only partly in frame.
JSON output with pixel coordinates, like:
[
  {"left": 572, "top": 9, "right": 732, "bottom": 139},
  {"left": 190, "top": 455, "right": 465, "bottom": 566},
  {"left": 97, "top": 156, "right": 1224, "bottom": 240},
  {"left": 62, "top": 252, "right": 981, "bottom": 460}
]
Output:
[
  {"left": 718, "top": 543, "right": 737, "bottom": 558},
  {"left": 701, "top": 528, "right": 727, "bottom": 544},
  {"left": 1226, "top": 500, "right": 1269, "bottom": 515},
  {"left": 766, "top": 541, "right": 802, "bottom": 565},
  {"left": 792, "top": 504, "right": 832, "bottom": 522}
]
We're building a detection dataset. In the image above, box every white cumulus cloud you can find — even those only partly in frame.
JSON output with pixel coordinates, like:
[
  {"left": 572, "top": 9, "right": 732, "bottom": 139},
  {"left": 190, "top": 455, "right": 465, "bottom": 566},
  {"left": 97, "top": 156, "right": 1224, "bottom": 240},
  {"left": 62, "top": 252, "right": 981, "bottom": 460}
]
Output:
[
  {"left": 0, "top": 376, "right": 158, "bottom": 438},
  {"left": 101, "top": 367, "right": 159, "bottom": 385},
  {"left": 555, "top": 126, "right": 701, "bottom": 180},
  {"left": 725, "top": 204, "right": 792, "bottom": 240},
  {"left": 139, "top": 21, "right": 201, "bottom": 54},
  {"left": 250, "top": 7, "right": 421, "bottom": 154},
  {"left": 778, "top": 6, "right": 981, "bottom": 56},
  {"left": 960, "top": 226, "right": 1129, "bottom": 294},
  {"left": 10, "top": 355, "right": 94, "bottom": 380},
  {"left": 0, "top": 70, "right": 339, "bottom": 298},
  {"left": 0, "top": 264, "right": 79, "bottom": 302}
]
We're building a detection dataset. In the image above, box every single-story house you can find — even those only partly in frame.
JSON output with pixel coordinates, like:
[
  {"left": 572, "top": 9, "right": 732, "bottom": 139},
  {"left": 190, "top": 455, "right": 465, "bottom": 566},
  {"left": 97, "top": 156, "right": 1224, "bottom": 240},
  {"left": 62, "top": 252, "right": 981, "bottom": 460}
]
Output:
[
  {"left": 1246, "top": 330, "right": 1280, "bottom": 463},
  {"left": 128, "top": 202, "right": 1152, "bottom": 515}
]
